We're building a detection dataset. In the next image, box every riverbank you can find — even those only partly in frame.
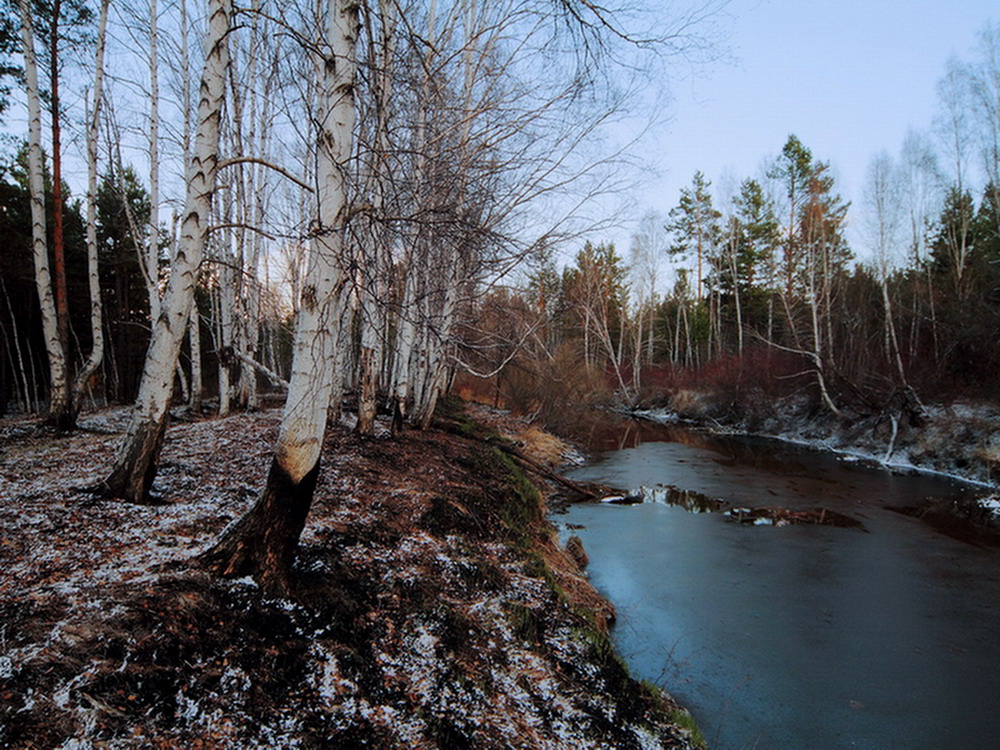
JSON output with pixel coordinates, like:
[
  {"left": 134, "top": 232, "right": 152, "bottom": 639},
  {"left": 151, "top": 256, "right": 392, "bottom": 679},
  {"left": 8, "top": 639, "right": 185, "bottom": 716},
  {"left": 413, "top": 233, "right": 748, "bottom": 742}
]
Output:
[
  {"left": 629, "top": 389, "right": 1000, "bottom": 539},
  {"left": 633, "top": 389, "right": 1000, "bottom": 487},
  {"left": 0, "top": 401, "right": 701, "bottom": 748}
]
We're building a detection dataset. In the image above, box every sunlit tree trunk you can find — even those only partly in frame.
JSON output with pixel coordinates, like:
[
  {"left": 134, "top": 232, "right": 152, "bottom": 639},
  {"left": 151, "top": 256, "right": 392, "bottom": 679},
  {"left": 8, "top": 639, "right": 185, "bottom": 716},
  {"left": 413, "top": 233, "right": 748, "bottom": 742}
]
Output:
[{"left": 100, "top": 0, "right": 232, "bottom": 502}]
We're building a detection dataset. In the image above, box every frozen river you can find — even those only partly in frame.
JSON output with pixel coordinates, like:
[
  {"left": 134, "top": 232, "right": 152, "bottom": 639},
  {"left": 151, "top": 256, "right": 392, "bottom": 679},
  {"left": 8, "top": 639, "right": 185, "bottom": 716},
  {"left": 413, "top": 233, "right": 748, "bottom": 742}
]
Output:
[{"left": 561, "top": 419, "right": 1000, "bottom": 749}]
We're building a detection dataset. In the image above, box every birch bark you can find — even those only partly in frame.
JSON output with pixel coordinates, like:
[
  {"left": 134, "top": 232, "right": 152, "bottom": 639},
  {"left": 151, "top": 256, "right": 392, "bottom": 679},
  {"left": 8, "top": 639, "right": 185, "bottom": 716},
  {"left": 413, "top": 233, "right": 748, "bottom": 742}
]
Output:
[
  {"left": 200, "top": 0, "right": 358, "bottom": 594},
  {"left": 18, "top": 0, "right": 69, "bottom": 427},
  {"left": 356, "top": 0, "right": 397, "bottom": 436},
  {"left": 70, "top": 0, "right": 110, "bottom": 420},
  {"left": 101, "top": 0, "right": 232, "bottom": 501},
  {"left": 147, "top": 0, "right": 162, "bottom": 325}
]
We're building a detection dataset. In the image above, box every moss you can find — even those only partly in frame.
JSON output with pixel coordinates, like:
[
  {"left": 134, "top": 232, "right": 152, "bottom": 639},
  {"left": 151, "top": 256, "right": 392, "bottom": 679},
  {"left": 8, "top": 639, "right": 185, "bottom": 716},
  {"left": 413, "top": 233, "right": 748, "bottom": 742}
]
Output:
[
  {"left": 576, "top": 626, "right": 630, "bottom": 674},
  {"left": 434, "top": 395, "right": 490, "bottom": 441},
  {"left": 522, "top": 551, "right": 567, "bottom": 603},
  {"left": 506, "top": 603, "right": 544, "bottom": 645},
  {"left": 570, "top": 603, "right": 600, "bottom": 631},
  {"left": 497, "top": 451, "right": 544, "bottom": 546},
  {"left": 456, "top": 557, "right": 507, "bottom": 591},
  {"left": 662, "top": 706, "right": 708, "bottom": 749}
]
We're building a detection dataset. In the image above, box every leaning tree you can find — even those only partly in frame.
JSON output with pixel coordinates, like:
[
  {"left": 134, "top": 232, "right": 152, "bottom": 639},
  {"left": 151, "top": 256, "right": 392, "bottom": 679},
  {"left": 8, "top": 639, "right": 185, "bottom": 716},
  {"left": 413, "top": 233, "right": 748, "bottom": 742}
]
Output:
[{"left": 100, "top": 0, "right": 232, "bottom": 502}]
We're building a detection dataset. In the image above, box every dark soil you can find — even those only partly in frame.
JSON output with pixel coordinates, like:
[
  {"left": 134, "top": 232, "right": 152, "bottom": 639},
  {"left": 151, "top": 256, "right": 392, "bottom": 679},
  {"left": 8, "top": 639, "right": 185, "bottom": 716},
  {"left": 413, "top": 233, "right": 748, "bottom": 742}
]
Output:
[{"left": 0, "top": 404, "right": 702, "bottom": 748}]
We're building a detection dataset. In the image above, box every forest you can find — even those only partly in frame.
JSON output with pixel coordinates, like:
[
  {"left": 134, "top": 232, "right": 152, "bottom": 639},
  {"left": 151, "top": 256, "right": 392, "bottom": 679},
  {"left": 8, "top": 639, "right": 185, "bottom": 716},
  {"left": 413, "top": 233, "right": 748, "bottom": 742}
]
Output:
[{"left": 2, "top": 0, "right": 1000, "bottom": 744}]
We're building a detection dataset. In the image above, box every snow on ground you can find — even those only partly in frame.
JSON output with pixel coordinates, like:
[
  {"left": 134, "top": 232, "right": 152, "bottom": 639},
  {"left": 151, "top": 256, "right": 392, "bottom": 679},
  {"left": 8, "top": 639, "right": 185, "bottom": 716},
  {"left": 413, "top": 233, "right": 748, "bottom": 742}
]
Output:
[{"left": 0, "top": 405, "right": 699, "bottom": 748}]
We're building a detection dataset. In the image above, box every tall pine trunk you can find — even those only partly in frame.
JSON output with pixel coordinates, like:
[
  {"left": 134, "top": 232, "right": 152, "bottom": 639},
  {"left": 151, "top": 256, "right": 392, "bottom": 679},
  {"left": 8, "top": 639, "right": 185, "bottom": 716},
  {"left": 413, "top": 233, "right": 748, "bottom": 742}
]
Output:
[{"left": 49, "top": 0, "right": 71, "bottom": 392}]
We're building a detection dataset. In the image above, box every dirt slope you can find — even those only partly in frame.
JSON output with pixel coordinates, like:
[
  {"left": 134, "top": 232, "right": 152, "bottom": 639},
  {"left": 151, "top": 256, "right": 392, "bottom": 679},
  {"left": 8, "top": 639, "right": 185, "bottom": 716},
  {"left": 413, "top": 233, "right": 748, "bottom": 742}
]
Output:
[{"left": 0, "top": 402, "right": 702, "bottom": 749}]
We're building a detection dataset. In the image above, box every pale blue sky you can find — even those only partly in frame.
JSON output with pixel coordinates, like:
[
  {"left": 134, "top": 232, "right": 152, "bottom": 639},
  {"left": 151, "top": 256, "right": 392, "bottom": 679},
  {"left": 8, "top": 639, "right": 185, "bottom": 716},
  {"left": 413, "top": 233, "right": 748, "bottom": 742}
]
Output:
[{"left": 605, "top": 0, "right": 997, "bottom": 262}]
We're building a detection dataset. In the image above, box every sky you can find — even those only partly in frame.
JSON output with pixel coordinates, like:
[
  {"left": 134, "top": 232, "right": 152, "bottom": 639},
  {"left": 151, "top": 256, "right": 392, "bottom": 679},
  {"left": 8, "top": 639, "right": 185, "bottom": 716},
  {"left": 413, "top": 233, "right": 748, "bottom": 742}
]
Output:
[
  {"left": 4, "top": 0, "right": 996, "bottom": 282},
  {"left": 597, "top": 0, "right": 998, "bottom": 266}
]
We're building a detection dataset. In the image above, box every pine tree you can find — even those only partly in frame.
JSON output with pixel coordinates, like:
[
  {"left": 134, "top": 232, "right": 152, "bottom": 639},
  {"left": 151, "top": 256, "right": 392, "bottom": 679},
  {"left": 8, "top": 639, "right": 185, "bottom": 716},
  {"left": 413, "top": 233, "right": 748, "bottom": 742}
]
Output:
[
  {"left": 666, "top": 170, "right": 721, "bottom": 303},
  {"left": 767, "top": 135, "right": 813, "bottom": 297}
]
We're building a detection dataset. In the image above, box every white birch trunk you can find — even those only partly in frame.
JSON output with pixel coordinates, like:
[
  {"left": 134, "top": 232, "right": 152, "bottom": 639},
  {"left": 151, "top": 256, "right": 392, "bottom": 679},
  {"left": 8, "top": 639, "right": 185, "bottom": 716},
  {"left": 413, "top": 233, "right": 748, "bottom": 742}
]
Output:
[
  {"left": 102, "top": 0, "right": 232, "bottom": 501},
  {"left": 356, "top": 0, "right": 397, "bottom": 436},
  {"left": 200, "top": 0, "right": 359, "bottom": 595},
  {"left": 179, "top": 0, "right": 205, "bottom": 413},
  {"left": 391, "top": 265, "right": 417, "bottom": 431},
  {"left": 18, "top": 0, "right": 69, "bottom": 426},
  {"left": 147, "top": 0, "right": 162, "bottom": 324},
  {"left": 71, "top": 0, "right": 111, "bottom": 418},
  {"left": 273, "top": 0, "right": 357, "bottom": 482},
  {"left": 189, "top": 301, "right": 203, "bottom": 411},
  {"left": 217, "top": 260, "right": 233, "bottom": 416},
  {"left": 880, "top": 278, "right": 907, "bottom": 386}
]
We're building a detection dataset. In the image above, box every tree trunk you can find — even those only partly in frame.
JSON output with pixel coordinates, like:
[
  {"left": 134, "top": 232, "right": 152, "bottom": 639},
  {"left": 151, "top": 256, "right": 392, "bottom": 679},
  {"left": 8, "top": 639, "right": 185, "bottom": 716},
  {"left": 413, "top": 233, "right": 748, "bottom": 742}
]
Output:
[
  {"left": 147, "top": 0, "right": 162, "bottom": 325},
  {"left": 102, "top": 416, "right": 168, "bottom": 503},
  {"left": 198, "top": 457, "right": 319, "bottom": 595},
  {"left": 18, "top": 0, "right": 70, "bottom": 428},
  {"left": 49, "top": 0, "right": 70, "bottom": 373},
  {"left": 880, "top": 278, "right": 907, "bottom": 386},
  {"left": 100, "top": 0, "right": 232, "bottom": 502},
  {"left": 201, "top": 0, "right": 358, "bottom": 595},
  {"left": 189, "top": 301, "right": 203, "bottom": 412},
  {"left": 217, "top": 250, "right": 234, "bottom": 416},
  {"left": 356, "top": 342, "right": 377, "bottom": 435},
  {"left": 70, "top": 0, "right": 110, "bottom": 422}
]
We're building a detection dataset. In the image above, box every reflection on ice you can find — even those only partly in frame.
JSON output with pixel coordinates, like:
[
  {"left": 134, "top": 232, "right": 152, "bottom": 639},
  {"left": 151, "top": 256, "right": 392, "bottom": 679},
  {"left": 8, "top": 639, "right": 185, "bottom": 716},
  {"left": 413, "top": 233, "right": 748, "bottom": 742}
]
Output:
[{"left": 598, "top": 483, "right": 864, "bottom": 529}]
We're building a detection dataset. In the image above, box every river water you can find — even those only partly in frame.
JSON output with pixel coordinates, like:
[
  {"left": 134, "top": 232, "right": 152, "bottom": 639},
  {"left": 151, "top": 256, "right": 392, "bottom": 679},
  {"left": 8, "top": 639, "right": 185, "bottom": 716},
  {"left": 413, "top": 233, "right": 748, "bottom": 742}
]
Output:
[{"left": 560, "top": 418, "right": 1000, "bottom": 750}]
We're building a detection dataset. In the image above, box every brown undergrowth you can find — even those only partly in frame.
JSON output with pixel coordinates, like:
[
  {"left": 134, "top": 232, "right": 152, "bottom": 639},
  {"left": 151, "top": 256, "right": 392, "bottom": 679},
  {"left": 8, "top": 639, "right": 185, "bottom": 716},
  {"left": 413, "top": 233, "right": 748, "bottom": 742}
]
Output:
[{"left": 0, "top": 401, "right": 701, "bottom": 748}]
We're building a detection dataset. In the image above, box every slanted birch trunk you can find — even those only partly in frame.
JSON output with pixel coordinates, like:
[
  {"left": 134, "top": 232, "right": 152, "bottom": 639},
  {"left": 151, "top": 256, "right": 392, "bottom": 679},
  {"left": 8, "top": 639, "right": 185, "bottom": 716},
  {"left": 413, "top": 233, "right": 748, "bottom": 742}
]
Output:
[
  {"left": 18, "top": 0, "right": 70, "bottom": 428},
  {"left": 200, "top": 0, "right": 358, "bottom": 595},
  {"left": 100, "top": 0, "right": 232, "bottom": 502}
]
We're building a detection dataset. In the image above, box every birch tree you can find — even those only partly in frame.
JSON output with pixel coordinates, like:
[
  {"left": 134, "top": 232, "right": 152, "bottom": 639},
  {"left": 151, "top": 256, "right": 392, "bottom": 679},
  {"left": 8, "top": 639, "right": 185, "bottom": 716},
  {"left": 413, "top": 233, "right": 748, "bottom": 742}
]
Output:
[
  {"left": 17, "top": 0, "right": 68, "bottom": 426},
  {"left": 70, "top": 0, "right": 110, "bottom": 420},
  {"left": 100, "top": 0, "right": 232, "bottom": 502},
  {"left": 628, "top": 209, "right": 664, "bottom": 387},
  {"left": 200, "top": 0, "right": 359, "bottom": 594},
  {"left": 863, "top": 151, "right": 908, "bottom": 388}
]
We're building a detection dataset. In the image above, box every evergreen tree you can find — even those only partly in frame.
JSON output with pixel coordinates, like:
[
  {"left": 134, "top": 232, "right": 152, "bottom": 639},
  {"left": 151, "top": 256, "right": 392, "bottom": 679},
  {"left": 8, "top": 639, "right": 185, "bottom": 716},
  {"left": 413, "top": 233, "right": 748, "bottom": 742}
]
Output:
[
  {"left": 800, "top": 160, "right": 852, "bottom": 280},
  {"left": 666, "top": 170, "right": 722, "bottom": 302},
  {"left": 561, "top": 241, "right": 629, "bottom": 369},
  {"left": 767, "top": 135, "right": 814, "bottom": 296},
  {"left": 929, "top": 185, "right": 977, "bottom": 299},
  {"left": 719, "top": 177, "right": 779, "bottom": 296},
  {"left": 0, "top": 4, "right": 19, "bottom": 120}
]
